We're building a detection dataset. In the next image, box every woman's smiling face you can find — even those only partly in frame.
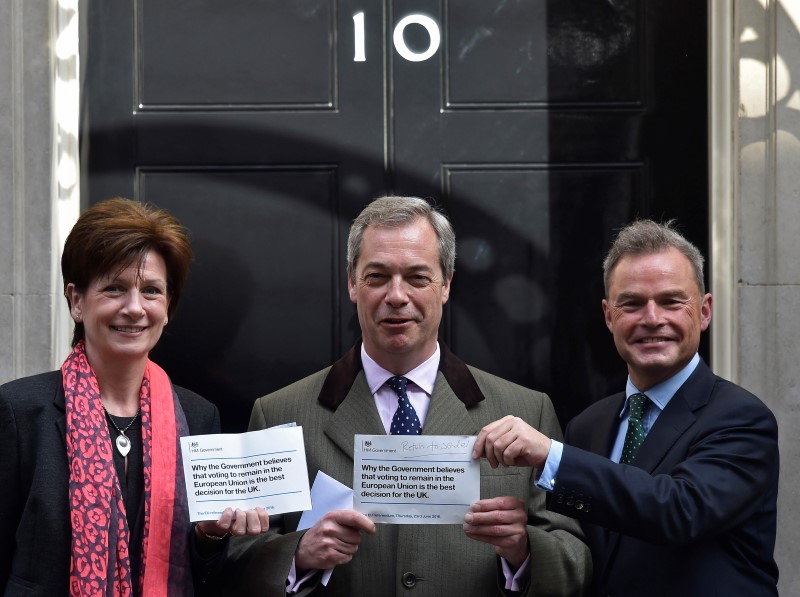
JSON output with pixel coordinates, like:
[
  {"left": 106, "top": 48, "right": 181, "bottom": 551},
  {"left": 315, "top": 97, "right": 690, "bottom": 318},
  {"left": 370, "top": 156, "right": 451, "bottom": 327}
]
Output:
[{"left": 66, "top": 250, "right": 170, "bottom": 367}]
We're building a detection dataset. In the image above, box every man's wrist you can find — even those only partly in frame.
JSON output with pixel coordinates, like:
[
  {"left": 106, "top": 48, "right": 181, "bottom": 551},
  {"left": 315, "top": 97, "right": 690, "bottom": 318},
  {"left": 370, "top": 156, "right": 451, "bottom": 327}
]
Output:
[{"left": 535, "top": 440, "right": 563, "bottom": 492}]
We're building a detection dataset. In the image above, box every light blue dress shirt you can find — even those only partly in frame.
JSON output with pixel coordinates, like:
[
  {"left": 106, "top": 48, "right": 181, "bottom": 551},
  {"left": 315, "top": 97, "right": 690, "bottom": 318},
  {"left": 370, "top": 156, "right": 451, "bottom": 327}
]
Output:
[{"left": 537, "top": 353, "right": 701, "bottom": 491}]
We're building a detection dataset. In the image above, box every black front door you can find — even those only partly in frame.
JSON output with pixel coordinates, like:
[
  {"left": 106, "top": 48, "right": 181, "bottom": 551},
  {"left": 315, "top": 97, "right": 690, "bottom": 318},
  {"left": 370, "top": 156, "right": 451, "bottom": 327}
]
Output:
[{"left": 81, "top": 0, "right": 707, "bottom": 431}]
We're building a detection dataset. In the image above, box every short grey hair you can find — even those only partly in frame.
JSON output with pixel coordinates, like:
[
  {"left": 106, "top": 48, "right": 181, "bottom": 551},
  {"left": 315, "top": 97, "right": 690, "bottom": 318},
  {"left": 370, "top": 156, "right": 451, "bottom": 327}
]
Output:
[
  {"left": 347, "top": 196, "right": 456, "bottom": 284},
  {"left": 603, "top": 219, "right": 705, "bottom": 296}
]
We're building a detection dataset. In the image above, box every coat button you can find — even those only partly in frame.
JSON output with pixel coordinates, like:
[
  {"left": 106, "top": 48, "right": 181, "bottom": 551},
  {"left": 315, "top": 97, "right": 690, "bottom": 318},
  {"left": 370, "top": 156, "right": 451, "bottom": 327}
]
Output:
[
  {"left": 401, "top": 572, "right": 418, "bottom": 588},
  {"left": 575, "top": 500, "right": 584, "bottom": 510}
]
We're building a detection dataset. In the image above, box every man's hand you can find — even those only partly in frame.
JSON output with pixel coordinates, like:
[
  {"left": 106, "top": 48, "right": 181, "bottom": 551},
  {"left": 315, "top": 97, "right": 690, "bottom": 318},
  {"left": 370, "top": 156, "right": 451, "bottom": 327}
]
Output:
[
  {"left": 195, "top": 506, "right": 270, "bottom": 540},
  {"left": 463, "top": 497, "right": 529, "bottom": 568},
  {"left": 472, "top": 415, "right": 551, "bottom": 469},
  {"left": 295, "top": 510, "right": 376, "bottom": 571}
]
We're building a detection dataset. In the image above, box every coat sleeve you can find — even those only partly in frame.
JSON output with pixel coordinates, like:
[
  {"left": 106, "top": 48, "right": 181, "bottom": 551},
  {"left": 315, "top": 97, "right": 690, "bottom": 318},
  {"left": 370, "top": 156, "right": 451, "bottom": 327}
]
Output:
[
  {"left": 195, "top": 395, "right": 315, "bottom": 597},
  {"left": 521, "top": 392, "right": 592, "bottom": 597}
]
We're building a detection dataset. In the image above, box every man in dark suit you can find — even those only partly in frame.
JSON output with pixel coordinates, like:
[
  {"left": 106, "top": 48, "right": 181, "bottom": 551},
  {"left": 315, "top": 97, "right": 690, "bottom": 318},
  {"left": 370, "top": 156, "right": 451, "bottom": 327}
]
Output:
[
  {"left": 474, "top": 219, "right": 780, "bottom": 596},
  {"left": 216, "top": 196, "right": 590, "bottom": 596}
]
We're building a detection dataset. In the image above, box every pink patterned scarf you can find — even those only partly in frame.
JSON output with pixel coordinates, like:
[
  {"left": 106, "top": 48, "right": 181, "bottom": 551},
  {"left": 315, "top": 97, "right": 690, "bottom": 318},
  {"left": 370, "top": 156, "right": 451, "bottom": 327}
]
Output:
[{"left": 63, "top": 342, "right": 192, "bottom": 596}]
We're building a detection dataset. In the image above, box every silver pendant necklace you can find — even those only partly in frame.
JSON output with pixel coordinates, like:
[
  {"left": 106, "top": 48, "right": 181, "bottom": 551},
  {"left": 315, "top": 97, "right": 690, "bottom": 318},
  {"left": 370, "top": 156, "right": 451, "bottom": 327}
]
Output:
[{"left": 103, "top": 405, "right": 141, "bottom": 458}]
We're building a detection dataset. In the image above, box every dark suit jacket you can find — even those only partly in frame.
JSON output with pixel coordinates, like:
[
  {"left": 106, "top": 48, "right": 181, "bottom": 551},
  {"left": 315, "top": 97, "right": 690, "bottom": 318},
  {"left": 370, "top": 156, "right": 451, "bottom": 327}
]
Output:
[
  {"left": 0, "top": 369, "right": 220, "bottom": 596},
  {"left": 214, "top": 344, "right": 590, "bottom": 597},
  {"left": 549, "top": 359, "right": 779, "bottom": 597}
]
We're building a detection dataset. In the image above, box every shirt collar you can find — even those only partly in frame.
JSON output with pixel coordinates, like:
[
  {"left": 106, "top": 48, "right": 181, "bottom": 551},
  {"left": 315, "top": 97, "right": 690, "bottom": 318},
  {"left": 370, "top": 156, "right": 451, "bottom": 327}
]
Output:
[
  {"left": 361, "top": 343, "right": 440, "bottom": 396},
  {"left": 621, "top": 352, "right": 700, "bottom": 417}
]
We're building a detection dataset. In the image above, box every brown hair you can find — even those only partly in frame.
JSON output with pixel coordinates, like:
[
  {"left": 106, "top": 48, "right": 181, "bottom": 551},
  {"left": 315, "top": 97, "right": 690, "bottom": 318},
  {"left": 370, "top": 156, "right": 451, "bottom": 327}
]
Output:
[
  {"left": 62, "top": 197, "right": 193, "bottom": 346},
  {"left": 602, "top": 219, "right": 706, "bottom": 296}
]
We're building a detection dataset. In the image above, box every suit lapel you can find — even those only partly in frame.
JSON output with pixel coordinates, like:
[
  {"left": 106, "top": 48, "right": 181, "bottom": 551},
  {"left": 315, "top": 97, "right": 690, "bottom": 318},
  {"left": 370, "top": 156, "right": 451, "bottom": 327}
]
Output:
[
  {"left": 422, "top": 372, "right": 479, "bottom": 436},
  {"left": 602, "top": 386, "right": 684, "bottom": 564},
  {"left": 605, "top": 361, "right": 716, "bottom": 565},
  {"left": 323, "top": 371, "right": 385, "bottom": 460},
  {"left": 634, "top": 398, "right": 695, "bottom": 473},
  {"left": 635, "top": 359, "right": 715, "bottom": 473},
  {"left": 591, "top": 393, "right": 626, "bottom": 457},
  {"left": 590, "top": 393, "right": 629, "bottom": 571},
  {"left": 318, "top": 342, "right": 486, "bottom": 454},
  {"left": 323, "top": 370, "right": 479, "bottom": 457}
]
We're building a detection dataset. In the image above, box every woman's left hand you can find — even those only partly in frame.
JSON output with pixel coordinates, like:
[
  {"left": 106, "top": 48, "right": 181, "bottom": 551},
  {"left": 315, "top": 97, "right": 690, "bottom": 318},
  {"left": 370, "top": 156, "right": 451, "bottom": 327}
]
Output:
[{"left": 195, "top": 506, "right": 270, "bottom": 540}]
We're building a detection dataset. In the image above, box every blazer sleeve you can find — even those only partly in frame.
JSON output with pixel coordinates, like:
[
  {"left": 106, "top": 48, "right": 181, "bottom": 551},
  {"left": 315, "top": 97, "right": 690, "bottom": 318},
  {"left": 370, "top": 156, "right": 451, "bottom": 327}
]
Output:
[
  {"left": 194, "top": 394, "right": 313, "bottom": 597},
  {"left": 468, "top": 368, "right": 591, "bottom": 597},
  {"left": 176, "top": 385, "right": 221, "bottom": 435},
  {"left": 521, "top": 392, "right": 592, "bottom": 597}
]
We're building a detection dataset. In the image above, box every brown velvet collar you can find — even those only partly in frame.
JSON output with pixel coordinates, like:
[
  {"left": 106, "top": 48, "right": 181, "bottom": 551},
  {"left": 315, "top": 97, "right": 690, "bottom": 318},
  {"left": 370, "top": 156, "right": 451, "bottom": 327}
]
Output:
[{"left": 317, "top": 340, "right": 486, "bottom": 411}]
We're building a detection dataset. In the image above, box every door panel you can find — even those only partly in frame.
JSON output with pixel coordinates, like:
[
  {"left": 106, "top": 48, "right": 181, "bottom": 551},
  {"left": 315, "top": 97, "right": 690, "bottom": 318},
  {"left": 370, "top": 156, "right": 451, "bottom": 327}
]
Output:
[
  {"left": 81, "top": 0, "right": 707, "bottom": 430},
  {"left": 444, "top": 166, "right": 642, "bottom": 390},
  {"left": 138, "top": 1, "right": 335, "bottom": 108},
  {"left": 141, "top": 168, "right": 340, "bottom": 429}
]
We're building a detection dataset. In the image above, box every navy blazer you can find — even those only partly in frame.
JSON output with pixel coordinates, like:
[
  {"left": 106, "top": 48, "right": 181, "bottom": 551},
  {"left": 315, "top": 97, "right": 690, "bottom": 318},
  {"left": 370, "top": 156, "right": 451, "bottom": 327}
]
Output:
[
  {"left": 549, "top": 359, "right": 779, "bottom": 596},
  {"left": 0, "top": 370, "right": 220, "bottom": 596}
]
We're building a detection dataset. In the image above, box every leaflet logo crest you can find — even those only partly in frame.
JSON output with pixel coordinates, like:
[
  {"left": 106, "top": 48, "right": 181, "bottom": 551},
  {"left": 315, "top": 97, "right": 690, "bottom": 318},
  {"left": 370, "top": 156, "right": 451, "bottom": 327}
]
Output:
[{"left": 363, "top": 440, "right": 372, "bottom": 449}]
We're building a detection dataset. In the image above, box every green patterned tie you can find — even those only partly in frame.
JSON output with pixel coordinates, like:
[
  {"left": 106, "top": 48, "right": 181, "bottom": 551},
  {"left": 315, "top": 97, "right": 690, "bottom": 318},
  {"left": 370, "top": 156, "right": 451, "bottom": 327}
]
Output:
[{"left": 620, "top": 393, "right": 650, "bottom": 465}]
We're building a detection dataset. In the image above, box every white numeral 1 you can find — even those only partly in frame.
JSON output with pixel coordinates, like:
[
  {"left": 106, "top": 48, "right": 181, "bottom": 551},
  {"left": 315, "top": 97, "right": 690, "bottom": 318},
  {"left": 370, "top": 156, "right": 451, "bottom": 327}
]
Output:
[{"left": 353, "top": 12, "right": 366, "bottom": 62}]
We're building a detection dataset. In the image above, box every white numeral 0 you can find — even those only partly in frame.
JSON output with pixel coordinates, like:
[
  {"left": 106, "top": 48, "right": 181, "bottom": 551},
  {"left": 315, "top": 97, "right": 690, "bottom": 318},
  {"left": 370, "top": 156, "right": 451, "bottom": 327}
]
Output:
[{"left": 353, "top": 12, "right": 441, "bottom": 63}]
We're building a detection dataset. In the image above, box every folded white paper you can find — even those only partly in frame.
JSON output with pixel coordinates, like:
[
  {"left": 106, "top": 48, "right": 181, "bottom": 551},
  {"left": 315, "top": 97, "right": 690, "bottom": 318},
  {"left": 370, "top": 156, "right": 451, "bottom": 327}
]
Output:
[
  {"left": 297, "top": 471, "right": 354, "bottom": 586},
  {"left": 353, "top": 435, "right": 479, "bottom": 524},
  {"left": 180, "top": 427, "right": 311, "bottom": 522}
]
